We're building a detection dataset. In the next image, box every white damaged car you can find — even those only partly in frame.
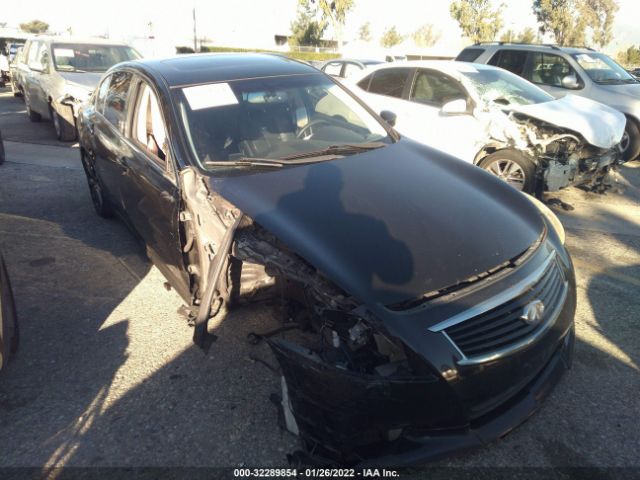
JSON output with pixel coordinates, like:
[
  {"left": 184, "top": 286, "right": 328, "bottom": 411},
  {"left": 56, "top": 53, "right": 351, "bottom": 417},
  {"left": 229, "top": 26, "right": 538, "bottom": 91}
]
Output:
[{"left": 345, "top": 61, "right": 626, "bottom": 194}]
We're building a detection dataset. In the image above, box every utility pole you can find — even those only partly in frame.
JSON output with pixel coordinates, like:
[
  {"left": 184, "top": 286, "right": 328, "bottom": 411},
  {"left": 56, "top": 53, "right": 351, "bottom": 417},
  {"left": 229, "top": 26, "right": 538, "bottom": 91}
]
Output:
[{"left": 193, "top": 7, "right": 197, "bottom": 52}]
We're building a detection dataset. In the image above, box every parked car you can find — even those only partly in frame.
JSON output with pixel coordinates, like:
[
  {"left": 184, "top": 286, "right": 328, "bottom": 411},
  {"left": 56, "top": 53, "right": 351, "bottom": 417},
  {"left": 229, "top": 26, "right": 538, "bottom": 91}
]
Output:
[
  {"left": 0, "top": 253, "right": 19, "bottom": 374},
  {"left": 320, "top": 58, "right": 384, "bottom": 79},
  {"left": 77, "top": 53, "right": 575, "bottom": 465},
  {"left": 456, "top": 43, "right": 640, "bottom": 161},
  {"left": 7, "top": 43, "right": 25, "bottom": 63},
  {"left": 20, "top": 37, "right": 140, "bottom": 141},
  {"left": 0, "top": 53, "right": 9, "bottom": 87},
  {"left": 0, "top": 128, "right": 4, "bottom": 164},
  {"left": 347, "top": 61, "right": 626, "bottom": 195},
  {"left": 9, "top": 46, "right": 24, "bottom": 97}
]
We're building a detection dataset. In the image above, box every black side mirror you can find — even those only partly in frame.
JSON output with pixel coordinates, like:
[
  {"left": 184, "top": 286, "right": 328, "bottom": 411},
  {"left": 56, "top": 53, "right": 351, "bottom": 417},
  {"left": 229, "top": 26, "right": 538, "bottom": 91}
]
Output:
[{"left": 380, "top": 110, "right": 397, "bottom": 127}]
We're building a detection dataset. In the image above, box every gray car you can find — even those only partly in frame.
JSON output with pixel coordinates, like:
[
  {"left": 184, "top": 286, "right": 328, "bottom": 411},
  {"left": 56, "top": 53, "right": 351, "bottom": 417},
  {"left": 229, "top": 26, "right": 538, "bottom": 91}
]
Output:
[
  {"left": 456, "top": 43, "right": 640, "bottom": 161},
  {"left": 20, "top": 37, "right": 140, "bottom": 141}
]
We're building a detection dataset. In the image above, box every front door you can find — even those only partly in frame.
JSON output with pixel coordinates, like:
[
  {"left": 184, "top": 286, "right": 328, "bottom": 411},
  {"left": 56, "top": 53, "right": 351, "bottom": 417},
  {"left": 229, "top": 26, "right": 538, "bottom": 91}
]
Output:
[{"left": 118, "top": 79, "right": 189, "bottom": 299}]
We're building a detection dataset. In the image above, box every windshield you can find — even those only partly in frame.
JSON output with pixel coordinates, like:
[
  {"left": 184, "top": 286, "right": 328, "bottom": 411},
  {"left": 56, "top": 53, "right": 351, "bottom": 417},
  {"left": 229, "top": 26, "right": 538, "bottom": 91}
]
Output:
[
  {"left": 459, "top": 67, "right": 554, "bottom": 106},
  {"left": 176, "top": 74, "right": 392, "bottom": 169},
  {"left": 52, "top": 43, "right": 140, "bottom": 73},
  {"left": 572, "top": 52, "right": 637, "bottom": 84}
]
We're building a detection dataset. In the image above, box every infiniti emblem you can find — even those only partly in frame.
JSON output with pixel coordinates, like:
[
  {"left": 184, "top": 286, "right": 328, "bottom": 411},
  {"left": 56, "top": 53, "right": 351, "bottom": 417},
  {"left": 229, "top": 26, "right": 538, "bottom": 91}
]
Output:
[{"left": 521, "top": 300, "right": 545, "bottom": 325}]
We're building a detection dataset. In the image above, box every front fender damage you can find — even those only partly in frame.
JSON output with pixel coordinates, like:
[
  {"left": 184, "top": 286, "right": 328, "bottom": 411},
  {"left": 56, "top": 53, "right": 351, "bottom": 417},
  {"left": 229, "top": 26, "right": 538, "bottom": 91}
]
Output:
[
  {"left": 178, "top": 166, "right": 466, "bottom": 463},
  {"left": 476, "top": 101, "right": 625, "bottom": 193}
]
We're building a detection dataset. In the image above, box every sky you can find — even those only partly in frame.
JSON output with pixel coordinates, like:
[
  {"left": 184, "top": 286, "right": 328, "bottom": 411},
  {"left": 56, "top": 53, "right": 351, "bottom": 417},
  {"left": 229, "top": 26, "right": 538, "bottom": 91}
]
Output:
[{"left": 1, "top": 0, "right": 639, "bottom": 55}]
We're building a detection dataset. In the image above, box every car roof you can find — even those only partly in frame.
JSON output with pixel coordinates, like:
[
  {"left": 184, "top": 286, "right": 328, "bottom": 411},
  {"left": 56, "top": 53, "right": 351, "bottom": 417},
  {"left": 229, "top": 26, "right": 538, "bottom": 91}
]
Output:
[
  {"left": 355, "top": 59, "right": 499, "bottom": 77},
  {"left": 124, "top": 53, "right": 321, "bottom": 88},
  {"left": 463, "top": 43, "right": 596, "bottom": 55},
  {"left": 28, "top": 36, "right": 131, "bottom": 47}
]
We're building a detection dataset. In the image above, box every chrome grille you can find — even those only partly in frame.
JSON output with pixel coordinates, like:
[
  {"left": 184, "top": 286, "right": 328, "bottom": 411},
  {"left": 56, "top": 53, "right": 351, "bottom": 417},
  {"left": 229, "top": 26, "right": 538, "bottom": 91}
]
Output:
[{"left": 432, "top": 251, "right": 568, "bottom": 365}]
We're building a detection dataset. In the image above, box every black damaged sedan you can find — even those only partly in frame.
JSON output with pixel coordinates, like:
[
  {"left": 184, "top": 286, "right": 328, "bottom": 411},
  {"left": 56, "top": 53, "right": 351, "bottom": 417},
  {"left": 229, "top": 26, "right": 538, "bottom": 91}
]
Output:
[{"left": 77, "top": 53, "right": 576, "bottom": 466}]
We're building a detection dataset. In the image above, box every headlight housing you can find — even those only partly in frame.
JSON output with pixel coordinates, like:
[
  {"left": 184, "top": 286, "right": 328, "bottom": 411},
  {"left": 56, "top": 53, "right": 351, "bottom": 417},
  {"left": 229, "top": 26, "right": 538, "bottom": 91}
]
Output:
[{"left": 527, "top": 195, "right": 565, "bottom": 245}]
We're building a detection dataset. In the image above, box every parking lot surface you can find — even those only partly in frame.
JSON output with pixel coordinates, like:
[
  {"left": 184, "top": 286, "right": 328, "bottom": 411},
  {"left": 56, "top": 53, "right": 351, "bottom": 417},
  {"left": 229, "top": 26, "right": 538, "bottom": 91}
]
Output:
[{"left": 0, "top": 88, "right": 638, "bottom": 471}]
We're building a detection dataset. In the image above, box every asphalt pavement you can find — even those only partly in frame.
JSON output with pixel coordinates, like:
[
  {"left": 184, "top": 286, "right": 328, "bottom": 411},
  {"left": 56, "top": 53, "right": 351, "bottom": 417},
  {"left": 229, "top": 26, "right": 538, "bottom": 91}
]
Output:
[{"left": 0, "top": 88, "right": 638, "bottom": 473}]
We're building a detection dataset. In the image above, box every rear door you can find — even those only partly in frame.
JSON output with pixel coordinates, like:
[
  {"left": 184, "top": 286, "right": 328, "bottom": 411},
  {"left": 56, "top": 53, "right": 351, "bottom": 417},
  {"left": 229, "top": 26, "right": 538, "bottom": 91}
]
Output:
[
  {"left": 355, "top": 67, "right": 414, "bottom": 123},
  {"left": 118, "top": 77, "right": 188, "bottom": 298},
  {"left": 89, "top": 71, "right": 135, "bottom": 210},
  {"left": 24, "top": 41, "right": 48, "bottom": 115}
]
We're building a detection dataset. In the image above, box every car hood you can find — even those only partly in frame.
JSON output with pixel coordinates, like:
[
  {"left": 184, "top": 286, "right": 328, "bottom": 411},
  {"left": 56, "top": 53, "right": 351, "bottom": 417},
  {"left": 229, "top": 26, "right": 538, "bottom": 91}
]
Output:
[
  {"left": 58, "top": 71, "right": 103, "bottom": 90},
  {"left": 508, "top": 94, "right": 626, "bottom": 149},
  {"left": 210, "top": 140, "right": 544, "bottom": 307}
]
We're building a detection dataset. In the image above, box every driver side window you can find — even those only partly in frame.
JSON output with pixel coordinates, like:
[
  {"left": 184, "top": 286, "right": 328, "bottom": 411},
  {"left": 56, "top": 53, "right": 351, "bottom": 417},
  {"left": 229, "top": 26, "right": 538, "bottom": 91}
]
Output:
[
  {"left": 410, "top": 70, "right": 467, "bottom": 107},
  {"left": 527, "top": 53, "right": 579, "bottom": 88}
]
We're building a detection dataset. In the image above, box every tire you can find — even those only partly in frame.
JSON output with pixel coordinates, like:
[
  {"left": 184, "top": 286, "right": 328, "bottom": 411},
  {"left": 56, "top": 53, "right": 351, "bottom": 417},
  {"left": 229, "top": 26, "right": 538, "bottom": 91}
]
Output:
[
  {"left": 479, "top": 149, "right": 537, "bottom": 194},
  {"left": 0, "top": 130, "right": 5, "bottom": 165},
  {"left": 620, "top": 117, "right": 640, "bottom": 162},
  {"left": 51, "top": 106, "right": 77, "bottom": 142},
  {"left": 81, "top": 150, "right": 113, "bottom": 218},
  {"left": 26, "top": 96, "right": 41, "bottom": 122},
  {"left": 10, "top": 81, "right": 21, "bottom": 97}
]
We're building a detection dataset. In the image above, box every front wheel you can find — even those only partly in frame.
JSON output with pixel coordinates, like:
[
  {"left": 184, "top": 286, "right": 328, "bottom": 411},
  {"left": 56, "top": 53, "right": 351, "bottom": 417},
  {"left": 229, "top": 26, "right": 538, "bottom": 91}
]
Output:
[
  {"left": 51, "top": 106, "right": 77, "bottom": 142},
  {"left": 620, "top": 118, "right": 640, "bottom": 162},
  {"left": 479, "top": 150, "right": 537, "bottom": 194}
]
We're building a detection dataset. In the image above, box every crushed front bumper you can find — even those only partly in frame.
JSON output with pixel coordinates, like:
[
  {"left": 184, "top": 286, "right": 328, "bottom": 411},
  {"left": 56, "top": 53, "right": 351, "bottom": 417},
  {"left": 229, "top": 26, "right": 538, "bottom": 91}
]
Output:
[
  {"left": 544, "top": 149, "right": 622, "bottom": 191},
  {"left": 271, "top": 242, "right": 576, "bottom": 467}
]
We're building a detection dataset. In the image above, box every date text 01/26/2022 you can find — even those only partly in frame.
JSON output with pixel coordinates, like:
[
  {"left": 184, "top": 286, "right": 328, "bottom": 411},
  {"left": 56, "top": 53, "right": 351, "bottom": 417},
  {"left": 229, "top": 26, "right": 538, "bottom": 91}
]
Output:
[{"left": 233, "top": 468, "right": 400, "bottom": 477}]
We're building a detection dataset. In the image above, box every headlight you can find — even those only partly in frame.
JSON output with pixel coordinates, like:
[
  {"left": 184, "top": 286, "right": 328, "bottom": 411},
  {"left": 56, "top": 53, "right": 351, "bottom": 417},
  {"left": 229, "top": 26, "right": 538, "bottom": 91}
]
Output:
[{"left": 526, "top": 195, "right": 565, "bottom": 245}]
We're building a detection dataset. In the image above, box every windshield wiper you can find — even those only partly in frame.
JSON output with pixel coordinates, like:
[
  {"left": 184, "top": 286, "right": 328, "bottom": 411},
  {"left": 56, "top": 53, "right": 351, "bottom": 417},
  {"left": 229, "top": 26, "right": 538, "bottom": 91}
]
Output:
[
  {"left": 280, "top": 142, "right": 386, "bottom": 161},
  {"left": 203, "top": 158, "right": 285, "bottom": 168}
]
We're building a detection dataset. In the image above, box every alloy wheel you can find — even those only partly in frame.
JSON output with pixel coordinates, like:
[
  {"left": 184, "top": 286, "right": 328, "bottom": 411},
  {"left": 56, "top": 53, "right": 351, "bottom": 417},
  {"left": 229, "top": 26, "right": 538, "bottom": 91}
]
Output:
[
  {"left": 483, "top": 159, "right": 526, "bottom": 191},
  {"left": 620, "top": 131, "right": 630, "bottom": 154}
]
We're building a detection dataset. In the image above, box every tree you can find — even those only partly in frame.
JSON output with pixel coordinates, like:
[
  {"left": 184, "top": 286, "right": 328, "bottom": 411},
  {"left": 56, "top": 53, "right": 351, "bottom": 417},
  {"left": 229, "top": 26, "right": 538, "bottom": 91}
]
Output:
[
  {"left": 617, "top": 45, "right": 640, "bottom": 67},
  {"left": 533, "top": 0, "right": 618, "bottom": 47},
  {"left": 584, "top": 0, "right": 619, "bottom": 47},
  {"left": 19, "top": 20, "right": 49, "bottom": 34},
  {"left": 500, "top": 27, "right": 537, "bottom": 43},
  {"left": 412, "top": 24, "right": 441, "bottom": 48},
  {"left": 358, "top": 22, "right": 372, "bottom": 42},
  {"left": 450, "top": 0, "right": 504, "bottom": 43},
  {"left": 380, "top": 26, "right": 403, "bottom": 48},
  {"left": 289, "top": 2, "right": 326, "bottom": 47},
  {"left": 302, "top": 0, "right": 355, "bottom": 48}
]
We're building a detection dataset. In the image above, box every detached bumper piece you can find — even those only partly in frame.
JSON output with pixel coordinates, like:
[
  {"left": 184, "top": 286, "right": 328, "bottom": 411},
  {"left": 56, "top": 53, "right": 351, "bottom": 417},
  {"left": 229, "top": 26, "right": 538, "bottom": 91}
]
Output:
[{"left": 270, "top": 327, "right": 574, "bottom": 467}]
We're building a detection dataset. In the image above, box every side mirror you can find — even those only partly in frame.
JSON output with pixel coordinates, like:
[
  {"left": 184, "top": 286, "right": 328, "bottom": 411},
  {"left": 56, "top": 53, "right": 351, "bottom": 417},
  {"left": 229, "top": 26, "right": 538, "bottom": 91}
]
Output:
[
  {"left": 561, "top": 74, "right": 581, "bottom": 90},
  {"left": 441, "top": 98, "right": 468, "bottom": 115},
  {"left": 380, "top": 110, "right": 397, "bottom": 127}
]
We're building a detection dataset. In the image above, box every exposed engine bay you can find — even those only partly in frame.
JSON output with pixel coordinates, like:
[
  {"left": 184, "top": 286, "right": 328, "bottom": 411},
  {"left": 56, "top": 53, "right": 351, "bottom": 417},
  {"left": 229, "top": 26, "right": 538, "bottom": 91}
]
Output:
[{"left": 480, "top": 107, "right": 623, "bottom": 193}]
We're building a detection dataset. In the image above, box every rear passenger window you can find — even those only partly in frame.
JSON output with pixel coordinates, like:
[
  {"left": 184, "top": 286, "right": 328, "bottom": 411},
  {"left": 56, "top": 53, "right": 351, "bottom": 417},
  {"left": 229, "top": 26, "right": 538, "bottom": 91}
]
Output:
[
  {"left": 367, "top": 68, "right": 410, "bottom": 98},
  {"left": 103, "top": 71, "right": 133, "bottom": 131},
  {"left": 95, "top": 76, "right": 110, "bottom": 114},
  {"left": 456, "top": 48, "right": 485, "bottom": 62},
  {"left": 489, "top": 50, "right": 528, "bottom": 76}
]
